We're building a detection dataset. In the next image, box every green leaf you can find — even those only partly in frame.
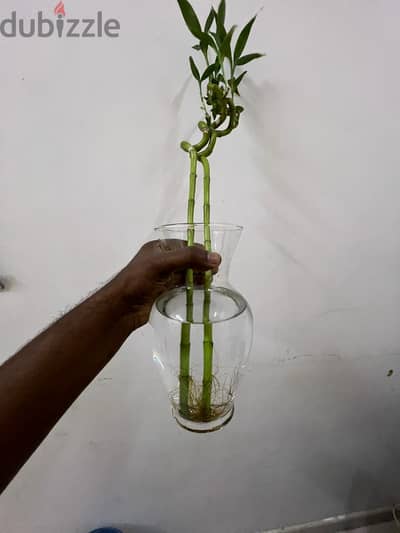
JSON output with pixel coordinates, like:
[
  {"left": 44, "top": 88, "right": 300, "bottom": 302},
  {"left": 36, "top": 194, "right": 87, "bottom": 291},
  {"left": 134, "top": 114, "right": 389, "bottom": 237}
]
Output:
[
  {"left": 201, "top": 63, "right": 216, "bottom": 82},
  {"left": 217, "top": 0, "right": 226, "bottom": 27},
  {"left": 177, "top": 0, "right": 202, "bottom": 39},
  {"left": 200, "top": 32, "right": 216, "bottom": 49},
  {"left": 216, "top": 0, "right": 226, "bottom": 41},
  {"left": 234, "top": 16, "right": 256, "bottom": 63},
  {"left": 210, "top": 58, "right": 221, "bottom": 80},
  {"left": 199, "top": 32, "right": 216, "bottom": 57},
  {"left": 189, "top": 56, "right": 201, "bottom": 81},
  {"left": 204, "top": 7, "right": 216, "bottom": 32},
  {"left": 211, "top": 31, "right": 222, "bottom": 49},
  {"left": 234, "top": 70, "right": 247, "bottom": 95},
  {"left": 221, "top": 25, "right": 236, "bottom": 62},
  {"left": 236, "top": 53, "right": 264, "bottom": 66},
  {"left": 235, "top": 70, "right": 247, "bottom": 87}
]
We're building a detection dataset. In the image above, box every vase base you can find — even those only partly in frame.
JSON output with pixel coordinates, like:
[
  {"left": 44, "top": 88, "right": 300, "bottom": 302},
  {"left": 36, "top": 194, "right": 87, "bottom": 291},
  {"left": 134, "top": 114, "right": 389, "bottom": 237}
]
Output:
[{"left": 172, "top": 405, "right": 234, "bottom": 433}]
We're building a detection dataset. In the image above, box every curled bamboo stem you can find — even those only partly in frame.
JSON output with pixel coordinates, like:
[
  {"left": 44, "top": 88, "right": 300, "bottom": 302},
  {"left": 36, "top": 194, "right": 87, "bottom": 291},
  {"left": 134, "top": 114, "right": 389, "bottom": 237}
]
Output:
[
  {"left": 216, "top": 101, "right": 236, "bottom": 137},
  {"left": 194, "top": 122, "right": 210, "bottom": 152}
]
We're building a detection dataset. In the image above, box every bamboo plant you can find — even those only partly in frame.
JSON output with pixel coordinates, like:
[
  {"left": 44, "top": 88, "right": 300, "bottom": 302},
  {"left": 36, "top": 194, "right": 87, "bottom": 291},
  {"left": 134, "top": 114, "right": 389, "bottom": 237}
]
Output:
[{"left": 177, "top": 0, "right": 263, "bottom": 421}]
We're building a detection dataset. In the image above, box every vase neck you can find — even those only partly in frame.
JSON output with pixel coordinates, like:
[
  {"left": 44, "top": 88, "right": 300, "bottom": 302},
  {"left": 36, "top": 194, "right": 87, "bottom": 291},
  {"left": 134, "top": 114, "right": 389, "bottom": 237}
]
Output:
[
  {"left": 212, "top": 254, "right": 234, "bottom": 286},
  {"left": 207, "top": 226, "right": 242, "bottom": 287},
  {"left": 154, "top": 223, "right": 243, "bottom": 287}
]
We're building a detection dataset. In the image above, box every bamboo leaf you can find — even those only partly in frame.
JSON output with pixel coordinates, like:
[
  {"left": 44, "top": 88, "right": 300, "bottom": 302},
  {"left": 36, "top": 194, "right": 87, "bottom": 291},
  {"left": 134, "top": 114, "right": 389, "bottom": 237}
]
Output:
[
  {"left": 234, "top": 70, "right": 247, "bottom": 95},
  {"left": 204, "top": 7, "right": 216, "bottom": 32},
  {"left": 221, "top": 25, "right": 236, "bottom": 62},
  {"left": 234, "top": 16, "right": 256, "bottom": 63},
  {"left": 200, "top": 32, "right": 216, "bottom": 49},
  {"left": 177, "top": 0, "right": 202, "bottom": 39},
  {"left": 211, "top": 58, "right": 221, "bottom": 80},
  {"left": 235, "top": 70, "right": 247, "bottom": 87},
  {"left": 216, "top": 0, "right": 227, "bottom": 41},
  {"left": 189, "top": 56, "right": 201, "bottom": 81},
  {"left": 201, "top": 63, "right": 216, "bottom": 82},
  {"left": 236, "top": 52, "right": 264, "bottom": 66},
  {"left": 217, "top": 0, "right": 226, "bottom": 27},
  {"left": 199, "top": 32, "right": 216, "bottom": 57},
  {"left": 211, "top": 31, "right": 222, "bottom": 49},
  {"left": 216, "top": 22, "right": 227, "bottom": 43}
]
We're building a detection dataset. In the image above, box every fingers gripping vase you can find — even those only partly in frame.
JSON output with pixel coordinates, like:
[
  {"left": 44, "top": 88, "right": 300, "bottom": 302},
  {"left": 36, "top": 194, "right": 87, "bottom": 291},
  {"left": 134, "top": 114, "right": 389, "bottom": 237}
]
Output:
[{"left": 150, "top": 224, "right": 253, "bottom": 433}]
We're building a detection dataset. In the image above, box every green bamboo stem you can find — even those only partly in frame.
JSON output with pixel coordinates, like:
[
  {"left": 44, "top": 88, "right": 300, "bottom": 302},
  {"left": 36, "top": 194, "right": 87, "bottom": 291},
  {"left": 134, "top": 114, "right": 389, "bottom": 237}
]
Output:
[
  {"left": 200, "top": 155, "right": 214, "bottom": 418},
  {"left": 216, "top": 100, "right": 236, "bottom": 137},
  {"left": 194, "top": 122, "right": 210, "bottom": 152},
  {"left": 179, "top": 147, "right": 198, "bottom": 416},
  {"left": 197, "top": 131, "right": 217, "bottom": 159},
  {"left": 212, "top": 110, "right": 227, "bottom": 129},
  {"left": 179, "top": 99, "right": 237, "bottom": 421}
]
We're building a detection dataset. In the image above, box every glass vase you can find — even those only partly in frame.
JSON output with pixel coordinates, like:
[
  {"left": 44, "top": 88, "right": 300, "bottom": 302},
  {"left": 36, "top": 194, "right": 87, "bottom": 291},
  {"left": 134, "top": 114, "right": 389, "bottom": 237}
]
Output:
[{"left": 150, "top": 223, "right": 253, "bottom": 433}]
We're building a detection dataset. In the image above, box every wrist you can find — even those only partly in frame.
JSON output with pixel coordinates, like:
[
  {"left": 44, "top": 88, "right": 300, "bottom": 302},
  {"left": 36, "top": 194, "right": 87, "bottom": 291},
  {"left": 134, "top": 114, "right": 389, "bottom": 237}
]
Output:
[{"left": 93, "top": 276, "right": 136, "bottom": 319}]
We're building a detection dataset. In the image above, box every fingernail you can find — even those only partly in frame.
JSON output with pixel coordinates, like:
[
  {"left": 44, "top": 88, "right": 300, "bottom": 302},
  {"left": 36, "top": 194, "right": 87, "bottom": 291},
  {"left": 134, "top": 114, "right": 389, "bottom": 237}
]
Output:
[{"left": 208, "top": 252, "right": 221, "bottom": 266}]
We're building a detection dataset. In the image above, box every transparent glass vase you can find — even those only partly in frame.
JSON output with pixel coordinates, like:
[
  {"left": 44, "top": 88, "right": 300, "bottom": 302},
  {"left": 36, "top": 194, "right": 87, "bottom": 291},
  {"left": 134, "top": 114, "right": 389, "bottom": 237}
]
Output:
[{"left": 150, "top": 223, "right": 253, "bottom": 433}]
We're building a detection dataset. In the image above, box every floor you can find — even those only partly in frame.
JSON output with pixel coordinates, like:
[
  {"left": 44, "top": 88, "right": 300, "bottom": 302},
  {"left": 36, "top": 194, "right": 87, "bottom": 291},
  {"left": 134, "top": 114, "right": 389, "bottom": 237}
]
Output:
[{"left": 260, "top": 506, "right": 400, "bottom": 533}]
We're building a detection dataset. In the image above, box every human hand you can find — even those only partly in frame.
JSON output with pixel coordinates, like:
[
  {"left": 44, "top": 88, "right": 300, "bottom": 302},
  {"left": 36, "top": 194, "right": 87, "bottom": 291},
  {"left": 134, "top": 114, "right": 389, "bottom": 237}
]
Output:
[{"left": 112, "top": 240, "right": 221, "bottom": 328}]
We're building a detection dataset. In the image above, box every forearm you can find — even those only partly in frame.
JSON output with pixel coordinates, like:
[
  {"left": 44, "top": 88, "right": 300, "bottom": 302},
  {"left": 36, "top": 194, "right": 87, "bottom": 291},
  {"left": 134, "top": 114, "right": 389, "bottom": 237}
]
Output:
[
  {"left": 0, "top": 239, "right": 220, "bottom": 493},
  {"left": 0, "top": 279, "right": 137, "bottom": 493}
]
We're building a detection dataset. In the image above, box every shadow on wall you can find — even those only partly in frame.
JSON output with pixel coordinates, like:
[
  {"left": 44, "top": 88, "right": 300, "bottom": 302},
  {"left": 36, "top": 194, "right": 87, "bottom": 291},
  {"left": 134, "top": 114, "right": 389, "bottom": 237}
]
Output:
[
  {"left": 87, "top": 526, "right": 168, "bottom": 533},
  {"left": 241, "top": 76, "right": 335, "bottom": 282},
  {"left": 152, "top": 75, "right": 197, "bottom": 226},
  {"left": 114, "top": 526, "right": 168, "bottom": 533},
  {"left": 241, "top": 76, "right": 329, "bottom": 229}
]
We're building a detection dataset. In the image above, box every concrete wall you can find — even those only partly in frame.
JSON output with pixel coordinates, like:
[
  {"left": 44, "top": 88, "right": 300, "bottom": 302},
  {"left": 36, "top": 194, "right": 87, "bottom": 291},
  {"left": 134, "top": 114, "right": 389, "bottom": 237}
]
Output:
[{"left": 1, "top": 1, "right": 400, "bottom": 532}]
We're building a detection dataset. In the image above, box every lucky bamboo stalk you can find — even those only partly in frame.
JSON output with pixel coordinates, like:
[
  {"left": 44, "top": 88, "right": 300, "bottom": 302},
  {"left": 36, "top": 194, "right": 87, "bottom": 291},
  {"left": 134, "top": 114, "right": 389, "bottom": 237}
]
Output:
[
  {"left": 200, "top": 155, "right": 213, "bottom": 419},
  {"left": 177, "top": 0, "right": 264, "bottom": 421},
  {"left": 179, "top": 148, "right": 197, "bottom": 416}
]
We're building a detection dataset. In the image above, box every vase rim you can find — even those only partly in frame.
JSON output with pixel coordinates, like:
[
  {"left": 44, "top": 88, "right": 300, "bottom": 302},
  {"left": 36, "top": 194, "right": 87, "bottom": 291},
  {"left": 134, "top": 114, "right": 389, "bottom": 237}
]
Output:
[{"left": 154, "top": 222, "right": 243, "bottom": 233}]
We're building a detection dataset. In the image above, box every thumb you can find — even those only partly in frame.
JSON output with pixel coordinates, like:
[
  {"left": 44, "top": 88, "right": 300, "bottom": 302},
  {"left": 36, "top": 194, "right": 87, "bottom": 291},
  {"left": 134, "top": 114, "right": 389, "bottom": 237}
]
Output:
[{"left": 155, "top": 247, "right": 221, "bottom": 275}]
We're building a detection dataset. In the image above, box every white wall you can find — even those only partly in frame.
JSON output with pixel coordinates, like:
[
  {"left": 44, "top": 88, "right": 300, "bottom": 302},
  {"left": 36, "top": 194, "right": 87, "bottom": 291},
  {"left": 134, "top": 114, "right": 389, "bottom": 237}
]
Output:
[{"left": 1, "top": 1, "right": 400, "bottom": 532}]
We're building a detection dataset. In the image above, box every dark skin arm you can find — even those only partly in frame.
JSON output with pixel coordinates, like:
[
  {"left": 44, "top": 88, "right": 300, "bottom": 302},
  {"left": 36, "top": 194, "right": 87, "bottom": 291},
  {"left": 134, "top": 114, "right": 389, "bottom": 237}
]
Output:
[{"left": 0, "top": 240, "right": 221, "bottom": 494}]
